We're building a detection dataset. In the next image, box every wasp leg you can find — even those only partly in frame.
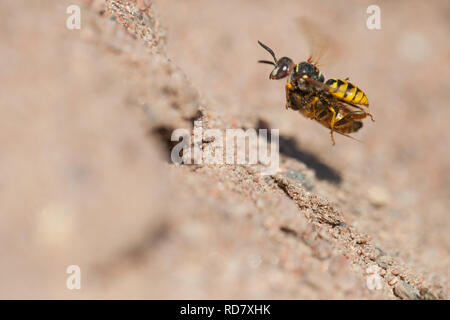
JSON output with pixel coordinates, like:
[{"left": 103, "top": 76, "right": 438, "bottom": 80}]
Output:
[
  {"left": 351, "top": 108, "right": 375, "bottom": 122},
  {"left": 347, "top": 110, "right": 375, "bottom": 123},
  {"left": 358, "top": 110, "right": 375, "bottom": 122},
  {"left": 285, "top": 82, "right": 294, "bottom": 109},
  {"left": 311, "top": 96, "right": 319, "bottom": 119},
  {"left": 333, "top": 111, "right": 367, "bottom": 131},
  {"left": 343, "top": 111, "right": 367, "bottom": 121},
  {"left": 342, "top": 101, "right": 375, "bottom": 122},
  {"left": 328, "top": 106, "right": 337, "bottom": 145}
]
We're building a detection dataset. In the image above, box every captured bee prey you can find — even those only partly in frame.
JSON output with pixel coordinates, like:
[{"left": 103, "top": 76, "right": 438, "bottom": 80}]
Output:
[{"left": 258, "top": 39, "right": 374, "bottom": 145}]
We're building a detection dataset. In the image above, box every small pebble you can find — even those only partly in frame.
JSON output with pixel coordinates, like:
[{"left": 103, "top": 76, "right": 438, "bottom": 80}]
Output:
[
  {"left": 368, "top": 186, "right": 391, "bottom": 208},
  {"left": 388, "top": 277, "right": 398, "bottom": 286},
  {"left": 366, "top": 265, "right": 380, "bottom": 275},
  {"left": 393, "top": 281, "right": 420, "bottom": 300},
  {"left": 385, "top": 273, "right": 393, "bottom": 283},
  {"left": 283, "top": 170, "right": 313, "bottom": 190},
  {"left": 378, "top": 262, "right": 388, "bottom": 270},
  {"left": 377, "top": 255, "right": 394, "bottom": 266},
  {"left": 419, "top": 288, "right": 437, "bottom": 300}
]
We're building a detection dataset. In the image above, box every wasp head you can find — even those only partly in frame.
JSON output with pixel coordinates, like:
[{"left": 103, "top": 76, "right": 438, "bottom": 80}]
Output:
[{"left": 258, "top": 41, "right": 294, "bottom": 80}]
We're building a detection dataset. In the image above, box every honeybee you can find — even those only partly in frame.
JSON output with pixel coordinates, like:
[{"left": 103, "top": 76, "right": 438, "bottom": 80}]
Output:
[{"left": 258, "top": 40, "right": 374, "bottom": 145}]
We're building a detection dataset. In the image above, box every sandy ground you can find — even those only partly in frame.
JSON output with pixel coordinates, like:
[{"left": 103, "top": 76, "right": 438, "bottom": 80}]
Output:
[{"left": 0, "top": 0, "right": 448, "bottom": 299}]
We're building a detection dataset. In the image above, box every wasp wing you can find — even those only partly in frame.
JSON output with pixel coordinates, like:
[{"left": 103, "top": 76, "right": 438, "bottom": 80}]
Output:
[{"left": 296, "top": 16, "right": 338, "bottom": 67}]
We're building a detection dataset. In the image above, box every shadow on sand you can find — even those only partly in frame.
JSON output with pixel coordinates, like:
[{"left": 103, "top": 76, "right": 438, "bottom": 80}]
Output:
[{"left": 257, "top": 119, "right": 342, "bottom": 185}]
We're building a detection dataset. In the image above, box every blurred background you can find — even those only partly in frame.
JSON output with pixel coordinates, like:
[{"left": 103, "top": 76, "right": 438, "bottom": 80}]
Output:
[{"left": 0, "top": 0, "right": 448, "bottom": 299}]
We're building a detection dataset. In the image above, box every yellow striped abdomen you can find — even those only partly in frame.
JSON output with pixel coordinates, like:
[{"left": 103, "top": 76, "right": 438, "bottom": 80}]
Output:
[{"left": 325, "top": 78, "right": 369, "bottom": 106}]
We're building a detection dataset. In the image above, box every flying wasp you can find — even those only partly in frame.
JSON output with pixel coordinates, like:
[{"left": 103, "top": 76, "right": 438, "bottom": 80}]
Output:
[{"left": 257, "top": 40, "right": 374, "bottom": 145}]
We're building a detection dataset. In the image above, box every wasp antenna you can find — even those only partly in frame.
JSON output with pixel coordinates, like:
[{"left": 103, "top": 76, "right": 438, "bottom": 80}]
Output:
[
  {"left": 258, "top": 40, "right": 277, "bottom": 63},
  {"left": 258, "top": 60, "right": 275, "bottom": 65}
]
